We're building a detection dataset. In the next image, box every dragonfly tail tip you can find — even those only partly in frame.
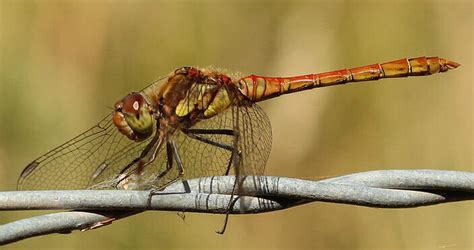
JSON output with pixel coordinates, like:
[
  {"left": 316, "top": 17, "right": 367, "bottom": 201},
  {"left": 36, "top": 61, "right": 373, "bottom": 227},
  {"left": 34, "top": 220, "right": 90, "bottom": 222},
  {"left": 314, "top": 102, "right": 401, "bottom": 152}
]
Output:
[{"left": 446, "top": 59, "right": 461, "bottom": 69}]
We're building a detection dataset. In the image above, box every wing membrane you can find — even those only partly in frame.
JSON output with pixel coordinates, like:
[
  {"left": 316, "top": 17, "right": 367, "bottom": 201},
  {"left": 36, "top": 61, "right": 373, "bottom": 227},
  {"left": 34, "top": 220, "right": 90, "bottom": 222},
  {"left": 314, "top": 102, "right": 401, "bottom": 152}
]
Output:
[
  {"left": 18, "top": 73, "right": 272, "bottom": 191},
  {"left": 17, "top": 113, "right": 152, "bottom": 190},
  {"left": 110, "top": 102, "right": 272, "bottom": 190}
]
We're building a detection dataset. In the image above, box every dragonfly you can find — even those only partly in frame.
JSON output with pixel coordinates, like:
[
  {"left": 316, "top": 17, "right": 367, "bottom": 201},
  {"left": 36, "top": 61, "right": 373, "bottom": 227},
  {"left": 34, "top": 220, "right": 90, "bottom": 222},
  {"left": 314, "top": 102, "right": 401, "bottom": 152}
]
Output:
[{"left": 17, "top": 56, "right": 459, "bottom": 192}]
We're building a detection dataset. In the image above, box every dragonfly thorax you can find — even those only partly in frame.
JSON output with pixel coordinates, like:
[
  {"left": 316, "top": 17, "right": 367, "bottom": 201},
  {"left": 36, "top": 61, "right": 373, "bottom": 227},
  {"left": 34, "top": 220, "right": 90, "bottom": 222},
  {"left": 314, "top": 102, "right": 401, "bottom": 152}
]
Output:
[{"left": 153, "top": 67, "right": 241, "bottom": 125}]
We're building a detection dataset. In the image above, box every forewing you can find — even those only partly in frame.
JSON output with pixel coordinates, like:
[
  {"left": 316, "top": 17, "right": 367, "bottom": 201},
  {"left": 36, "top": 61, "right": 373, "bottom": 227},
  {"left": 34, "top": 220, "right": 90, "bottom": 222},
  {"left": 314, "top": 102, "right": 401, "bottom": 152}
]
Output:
[
  {"left": 147, "top": 102, "right": 271, "bottom": 188},
  {"left": 120, "top": 101, "right": 271, "bottom": 191},
  {"left": 17, "top": 113, "right": 153, "bottom": 190}
]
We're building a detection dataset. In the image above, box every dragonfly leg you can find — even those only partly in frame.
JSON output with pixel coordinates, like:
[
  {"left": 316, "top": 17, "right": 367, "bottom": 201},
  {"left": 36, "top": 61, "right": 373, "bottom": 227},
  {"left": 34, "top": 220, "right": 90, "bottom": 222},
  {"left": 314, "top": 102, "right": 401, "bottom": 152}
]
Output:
[
  {"left": 183, "top": 128, "right": 243, "bottom": 233},
  {"left": 155, "top": 140, "right": 184, "bottom": 181},
  {"left": 147, "top": 139, "right": 188, "bottom": 208},
  {"left": 183, "top": 128, "right": 241, "bottom": 175},
  {"left": 216, "top": 194, "right": 240, "bottom": 234},
  {"left": 183, "top": 131, "right": 234, "bottom": 151},
  {"left": 169, "top": 140, "right": 184, "bottom": 176},
  {"left": 228, "top": 130, "right": 240, "bottom": 176},
  {"left": 147, "top": 139, "right": 185, "bottom": 192},
  {"left": 183, "top": 128, "right": 235, "bottom": 135},
  {"left": 110, "top": 132, "right": 162, "bottom": 189}
]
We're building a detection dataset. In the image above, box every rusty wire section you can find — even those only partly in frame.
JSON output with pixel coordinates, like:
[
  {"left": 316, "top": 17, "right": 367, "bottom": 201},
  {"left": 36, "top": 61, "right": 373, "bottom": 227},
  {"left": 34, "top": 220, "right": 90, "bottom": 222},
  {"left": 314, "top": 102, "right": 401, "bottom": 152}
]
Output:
[{"left": 1, "top": 169, "right": 473, "bottom": 245}]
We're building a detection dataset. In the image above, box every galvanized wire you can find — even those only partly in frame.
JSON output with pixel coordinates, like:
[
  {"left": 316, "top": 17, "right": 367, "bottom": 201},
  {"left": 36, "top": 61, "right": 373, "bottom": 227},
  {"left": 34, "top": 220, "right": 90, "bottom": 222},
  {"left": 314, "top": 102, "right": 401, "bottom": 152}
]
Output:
[{"left": 0, "top": 169, "right": 473, "bottom": 245}]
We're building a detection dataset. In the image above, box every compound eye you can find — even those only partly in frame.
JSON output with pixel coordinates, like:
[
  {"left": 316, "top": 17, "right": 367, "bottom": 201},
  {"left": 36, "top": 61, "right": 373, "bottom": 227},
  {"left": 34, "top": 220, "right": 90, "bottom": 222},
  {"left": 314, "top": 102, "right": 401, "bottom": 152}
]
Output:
[
  {"left": 113, "top": 92, "right": 154, "bottom": 141},
  {"left": 121, "top": 92, "right": 146, "bottom": 116}
]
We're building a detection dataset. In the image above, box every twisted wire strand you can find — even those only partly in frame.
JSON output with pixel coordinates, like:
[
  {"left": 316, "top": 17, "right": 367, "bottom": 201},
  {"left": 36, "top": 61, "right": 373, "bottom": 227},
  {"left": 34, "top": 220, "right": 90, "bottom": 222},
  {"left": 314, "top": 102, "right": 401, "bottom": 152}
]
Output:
[{"left": 1, "top": 169, "right": 473, "bottom": 245}]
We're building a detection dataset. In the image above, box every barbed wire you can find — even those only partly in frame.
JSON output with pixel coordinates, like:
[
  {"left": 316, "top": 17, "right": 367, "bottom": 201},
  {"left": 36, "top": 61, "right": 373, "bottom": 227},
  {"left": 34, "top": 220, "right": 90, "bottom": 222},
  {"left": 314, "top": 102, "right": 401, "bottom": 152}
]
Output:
[{"left": 0, "top": 169, "right": 473, "bottom": 245}]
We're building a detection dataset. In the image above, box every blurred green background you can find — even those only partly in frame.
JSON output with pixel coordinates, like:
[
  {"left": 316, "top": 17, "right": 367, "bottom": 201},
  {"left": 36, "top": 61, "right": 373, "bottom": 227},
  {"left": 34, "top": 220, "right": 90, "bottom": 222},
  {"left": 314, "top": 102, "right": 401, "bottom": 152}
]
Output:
[{"left": 0, "top": 0, "right": 472, "bottom": 249}]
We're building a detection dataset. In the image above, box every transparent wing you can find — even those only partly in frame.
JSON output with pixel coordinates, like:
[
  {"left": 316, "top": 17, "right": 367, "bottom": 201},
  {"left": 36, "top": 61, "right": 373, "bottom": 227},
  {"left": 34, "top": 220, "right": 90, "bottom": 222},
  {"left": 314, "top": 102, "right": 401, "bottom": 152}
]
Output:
[
  {"left": 17, "top": 75, "right": 173, "bottom": 191},
  {"left": 17, "top": 113, "right": 154, "bottom": 190},
  {"left": 233, "top": 103, "right": 272, "bottom": 177},
  {"left": 234, "top": 102, "right": 273, "bottom": 204},
  {"left": 145, "top": 102, "right": 272, "bottom": 188},
  {"left": 116, "top": 102, "right": 272, "bottom": 190},
  {"left": 18, "top": 75, "right": 272, "bottom": 191}
]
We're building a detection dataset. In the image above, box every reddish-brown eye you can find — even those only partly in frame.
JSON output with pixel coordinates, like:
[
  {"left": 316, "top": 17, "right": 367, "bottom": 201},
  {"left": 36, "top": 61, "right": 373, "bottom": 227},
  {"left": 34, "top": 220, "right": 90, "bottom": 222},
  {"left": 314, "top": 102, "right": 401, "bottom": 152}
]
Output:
[
  {"left": 120, "top": 92, "right": 145, "bottom": 115},
  {"left": 113, "top": 92, "right": 153, "bottom": 141}
]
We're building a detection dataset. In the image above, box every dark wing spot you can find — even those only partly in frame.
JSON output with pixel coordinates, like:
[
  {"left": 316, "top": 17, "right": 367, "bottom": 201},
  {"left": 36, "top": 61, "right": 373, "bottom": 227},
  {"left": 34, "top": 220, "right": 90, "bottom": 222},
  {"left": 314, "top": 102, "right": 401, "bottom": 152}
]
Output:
[{"left": 20, "top": 161, "right": 40, "bottom": 178}]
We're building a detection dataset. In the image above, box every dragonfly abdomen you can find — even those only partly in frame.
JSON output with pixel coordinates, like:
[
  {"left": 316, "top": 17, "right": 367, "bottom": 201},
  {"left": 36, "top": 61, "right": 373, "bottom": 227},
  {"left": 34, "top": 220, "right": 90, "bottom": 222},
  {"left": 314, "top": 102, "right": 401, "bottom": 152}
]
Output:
[{"left": 237, "top": 56, "right": 460, "bottom": 102}]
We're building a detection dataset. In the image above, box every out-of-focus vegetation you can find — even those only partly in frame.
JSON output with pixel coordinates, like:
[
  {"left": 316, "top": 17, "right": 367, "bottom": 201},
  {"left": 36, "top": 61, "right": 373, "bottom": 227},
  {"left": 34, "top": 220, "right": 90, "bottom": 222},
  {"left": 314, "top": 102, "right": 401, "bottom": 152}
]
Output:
[{"left": 0, "top": 0, "right": 472, "bottom": 249}]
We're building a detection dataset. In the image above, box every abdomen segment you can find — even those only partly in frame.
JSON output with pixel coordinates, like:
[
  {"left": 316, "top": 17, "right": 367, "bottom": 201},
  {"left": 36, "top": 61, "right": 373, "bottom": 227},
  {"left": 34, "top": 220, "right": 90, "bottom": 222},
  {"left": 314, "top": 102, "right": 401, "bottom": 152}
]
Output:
[{"left": 237, "top": 56, "right": 460, "bottom": 102}]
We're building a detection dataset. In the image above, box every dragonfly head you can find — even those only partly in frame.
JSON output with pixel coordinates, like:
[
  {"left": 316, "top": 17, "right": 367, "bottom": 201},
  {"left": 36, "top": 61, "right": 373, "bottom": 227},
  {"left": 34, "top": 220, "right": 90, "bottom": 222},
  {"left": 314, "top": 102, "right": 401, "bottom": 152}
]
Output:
[{"left": 113, "top": 92, "right": 154, "bottom": 141}]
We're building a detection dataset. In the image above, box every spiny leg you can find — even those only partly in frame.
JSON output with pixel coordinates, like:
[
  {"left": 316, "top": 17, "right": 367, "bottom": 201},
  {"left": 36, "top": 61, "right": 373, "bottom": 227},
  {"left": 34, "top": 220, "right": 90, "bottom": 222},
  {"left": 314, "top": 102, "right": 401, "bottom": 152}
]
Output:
[
  {"left": 147, "top": 128, "right": 242, "bottom": 230},
  {"left": 184, "top": 128, "right": 235, "bottom": 135},
  {"left": 92, "top": 132, "right": 161, "bottom": 189},
  {"left": 216, "top": 130, "right": 241, "bottom": 234},
  {"left": 183, "top": 128, "right": 241, "bottom": 175},
  {"left": 151, "top": 128, "right": 236, "bottom": 192},
  {"left": 184, "top": 128, "right": 242, "bottom": 234},
  {"left": 148, "top": 140, "right": 185, "bottom": 203},
  {"left": 154, "top": 140, "right": 184, "bottom": 187}
]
